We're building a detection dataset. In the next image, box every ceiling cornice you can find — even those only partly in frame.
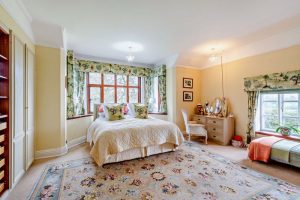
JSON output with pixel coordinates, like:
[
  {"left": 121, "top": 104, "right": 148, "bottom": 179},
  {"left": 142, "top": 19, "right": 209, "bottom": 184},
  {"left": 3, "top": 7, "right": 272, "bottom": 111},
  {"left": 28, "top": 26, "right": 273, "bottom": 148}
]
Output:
[
  {"left": 176, "top": 65, "right": 202, "bottom": 71},
  {"left": 0, "top": 0, "right": 35, "bottom": 42}
]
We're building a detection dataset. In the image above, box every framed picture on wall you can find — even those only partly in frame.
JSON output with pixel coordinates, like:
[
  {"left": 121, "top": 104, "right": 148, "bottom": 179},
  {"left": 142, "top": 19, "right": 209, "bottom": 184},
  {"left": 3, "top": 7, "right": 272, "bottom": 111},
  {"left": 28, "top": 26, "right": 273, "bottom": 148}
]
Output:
[
  {"left": 183, "top": 78, "right": 193, "bottom": 88},
  {"left": 183, "top": 91, "right": 193, "bottom": 101}
]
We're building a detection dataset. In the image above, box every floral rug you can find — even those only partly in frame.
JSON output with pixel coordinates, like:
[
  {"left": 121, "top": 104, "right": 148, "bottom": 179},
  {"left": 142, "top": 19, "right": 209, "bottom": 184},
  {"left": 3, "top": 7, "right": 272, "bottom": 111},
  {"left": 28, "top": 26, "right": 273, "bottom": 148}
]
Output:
[{"left": 28, "top": 142, "right": 300, "bottom": 200}]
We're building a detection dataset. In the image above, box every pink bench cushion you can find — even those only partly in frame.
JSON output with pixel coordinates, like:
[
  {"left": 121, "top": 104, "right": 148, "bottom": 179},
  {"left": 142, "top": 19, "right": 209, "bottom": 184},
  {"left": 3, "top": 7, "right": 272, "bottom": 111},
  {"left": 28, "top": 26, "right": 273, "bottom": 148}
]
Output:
[{"left": 248, "top": 136, "right": 284, "bottom": 162}]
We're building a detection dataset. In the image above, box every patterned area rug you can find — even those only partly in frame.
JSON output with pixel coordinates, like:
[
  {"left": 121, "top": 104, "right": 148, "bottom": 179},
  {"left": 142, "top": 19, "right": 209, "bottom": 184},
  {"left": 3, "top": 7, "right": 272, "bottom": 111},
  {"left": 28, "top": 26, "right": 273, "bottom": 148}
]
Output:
[{"left": 28, "top": 142, "right": 300, "bottom": 200}]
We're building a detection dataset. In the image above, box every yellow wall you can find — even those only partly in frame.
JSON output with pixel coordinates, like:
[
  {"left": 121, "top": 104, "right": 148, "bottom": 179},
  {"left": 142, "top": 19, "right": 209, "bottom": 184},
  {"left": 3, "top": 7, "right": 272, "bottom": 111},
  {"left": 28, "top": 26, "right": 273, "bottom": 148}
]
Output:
[
  {"left": 199, "top": 44, "right": 300, "bottom": 140},
  {"left": 67, "top": 116, "right": 93, "bottom": 142},
  {"left": 35, "top": 46, "right": 66, "bottom": 151},
  {"left": 166, "top": 67, "right": 177, "bottom": 122},
  {"left": 0, "top": 5, "right": 34, "bottom": 52},
  {"left": 175, "top": 67, "right": 201, "bottom": 131}
]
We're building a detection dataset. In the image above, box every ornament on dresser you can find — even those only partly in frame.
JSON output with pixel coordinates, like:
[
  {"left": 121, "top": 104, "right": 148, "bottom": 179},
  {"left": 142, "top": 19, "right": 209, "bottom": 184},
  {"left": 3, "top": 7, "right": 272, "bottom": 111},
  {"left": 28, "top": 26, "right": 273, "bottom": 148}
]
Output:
[
  {"left": 204, "top": 101, "right": 210, "bottom": 115},
  {"left": 204, "top": 97, "right": 229, "bottom": 117},
  {"left": 196, "top": 103, "right": 205, "bottom": 115}
]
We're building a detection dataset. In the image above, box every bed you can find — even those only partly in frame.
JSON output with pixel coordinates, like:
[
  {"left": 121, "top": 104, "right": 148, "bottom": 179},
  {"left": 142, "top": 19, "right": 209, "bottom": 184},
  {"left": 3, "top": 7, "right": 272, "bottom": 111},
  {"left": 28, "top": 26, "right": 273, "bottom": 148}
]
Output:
[{"left": 87, "top": 104, "right": 184, "bottom": 166}]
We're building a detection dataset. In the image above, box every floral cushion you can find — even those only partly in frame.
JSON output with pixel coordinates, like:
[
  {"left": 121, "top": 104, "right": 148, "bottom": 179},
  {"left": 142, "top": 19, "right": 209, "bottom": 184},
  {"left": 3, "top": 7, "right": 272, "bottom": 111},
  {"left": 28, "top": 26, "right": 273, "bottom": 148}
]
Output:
[
  {"left": 105, "top": 105, "right": 124, "bottom": 121},
  {"left": 134, "top": 104, "right": 148, "bottom": 119}
]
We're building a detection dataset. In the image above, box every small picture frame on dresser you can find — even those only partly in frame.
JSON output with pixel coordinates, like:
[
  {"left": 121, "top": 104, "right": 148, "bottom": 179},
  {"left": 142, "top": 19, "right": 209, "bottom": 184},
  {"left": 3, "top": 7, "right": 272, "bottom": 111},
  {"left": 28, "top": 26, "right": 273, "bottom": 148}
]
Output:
[
  {"left": 183, "top": 91, "right": 193, "bottom": 101},
  {"left": 183, "top": 78, "right": 193, "bottom": 89}
]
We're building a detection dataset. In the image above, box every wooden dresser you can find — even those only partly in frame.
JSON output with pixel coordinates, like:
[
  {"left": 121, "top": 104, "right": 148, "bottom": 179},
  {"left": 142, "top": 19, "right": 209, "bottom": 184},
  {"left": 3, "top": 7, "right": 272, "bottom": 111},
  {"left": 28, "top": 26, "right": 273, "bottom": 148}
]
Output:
[{"left": 193, "top": 115, "right": 234, "bottom": 145}]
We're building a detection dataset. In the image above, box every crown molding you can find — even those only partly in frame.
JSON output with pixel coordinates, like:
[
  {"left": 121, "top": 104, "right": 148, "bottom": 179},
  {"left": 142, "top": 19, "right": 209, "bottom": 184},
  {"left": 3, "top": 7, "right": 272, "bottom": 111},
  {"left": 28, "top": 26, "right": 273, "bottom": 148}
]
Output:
[
  {"left": 0, "top": 0, "right": 35, "bottom": 42},
  {"left": 176, "top": 64, "right": 202, "bottom": 71}
]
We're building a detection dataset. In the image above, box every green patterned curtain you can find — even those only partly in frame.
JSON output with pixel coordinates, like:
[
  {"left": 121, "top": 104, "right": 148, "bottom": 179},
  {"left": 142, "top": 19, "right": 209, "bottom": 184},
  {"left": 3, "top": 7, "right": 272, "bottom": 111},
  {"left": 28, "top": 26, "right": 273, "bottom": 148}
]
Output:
[
  {"left": 144, "top": 65, "right": 167, "bottom": 113},
  {"left": 158, "top": 65, "right": 167, "bottom": 113},
  {"left": 246, "top": 91, "right": 259, "bottom": 144},
  {"left": 144, "top": 76, "right": 154, "bottom": 112},
  {"left": 74, "top": 70, "right": 86, "bottom": 116},
  {"left": 67, "top": 51, "right": 76, "bottom": 118},
  {"left": 67, "top": 51, "right": 86, "bottom": 118}
]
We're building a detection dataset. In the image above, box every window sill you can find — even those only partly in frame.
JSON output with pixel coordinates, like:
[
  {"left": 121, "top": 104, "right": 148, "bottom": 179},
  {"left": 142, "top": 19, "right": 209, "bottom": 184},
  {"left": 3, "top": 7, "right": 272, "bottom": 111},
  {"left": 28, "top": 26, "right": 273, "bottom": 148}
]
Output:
[
  {"left": 255, "top": 131, "right": 300, "bottom": 142},
  {"left": 67, "top": 114, "right": 93, "bottom": 120},
  {"left": 148, "top": 112, "right": 168, "bottom": 115}
]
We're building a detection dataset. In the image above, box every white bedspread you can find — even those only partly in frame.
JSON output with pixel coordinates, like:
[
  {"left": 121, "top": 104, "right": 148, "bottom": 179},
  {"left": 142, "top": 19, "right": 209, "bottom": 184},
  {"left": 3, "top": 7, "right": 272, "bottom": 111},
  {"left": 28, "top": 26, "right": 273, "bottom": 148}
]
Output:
[{"left": 87, "top": 116, "right": 184, "bottom": 166}]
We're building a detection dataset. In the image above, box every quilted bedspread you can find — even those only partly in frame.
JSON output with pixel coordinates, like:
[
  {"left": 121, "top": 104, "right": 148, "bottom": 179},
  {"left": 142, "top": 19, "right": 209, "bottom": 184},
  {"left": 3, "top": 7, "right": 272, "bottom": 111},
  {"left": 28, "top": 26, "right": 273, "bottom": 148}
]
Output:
[{"left": 87, "top": 116, "right": 184, "bottom": 166}]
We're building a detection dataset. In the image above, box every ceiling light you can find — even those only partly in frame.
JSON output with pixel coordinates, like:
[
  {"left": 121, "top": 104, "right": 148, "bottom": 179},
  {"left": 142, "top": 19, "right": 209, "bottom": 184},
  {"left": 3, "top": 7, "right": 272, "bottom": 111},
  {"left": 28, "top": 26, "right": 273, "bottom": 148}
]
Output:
[
  {"left": 113, "top": 41, "right": 144, "bottom": 52},
  {"left": 126, "top": 46, "right": 135, "bottom": 62},
  {"left": 209, "top": 54, "right": 218, "bottom": 62},
  {"left": 209, "top": 48, "right": 220, "bottom": 63},
  {"left": 126, "top": 55, "right": 135, "bottom": 62}
]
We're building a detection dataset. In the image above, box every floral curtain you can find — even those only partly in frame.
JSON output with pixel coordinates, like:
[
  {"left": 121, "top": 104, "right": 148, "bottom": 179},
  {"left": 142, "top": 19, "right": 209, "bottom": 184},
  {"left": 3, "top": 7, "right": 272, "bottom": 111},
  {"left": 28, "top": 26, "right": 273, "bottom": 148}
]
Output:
[
  {"left": 74, "top": 70, "right": 86, "bottom": 115},
  {"left": 67, "top": 50, "right": 168, "bottom": 117},
  {"left": 246, "top": 91, "right": 259, "bottom": 144},
  {"left": 67, "top": 51, "right": 76, "bottom": 118},
  {"left": 67, "top": 51, "right": 86, "bottom": 118},
  {"left": 158, "top": 65, "right": 167, "bottom": 113},
  {"left": 244, "top": 69, "right": 300, "bottom": 143},
  {"left": 144, "top": 76, "right": 154, "bottom": 112}
]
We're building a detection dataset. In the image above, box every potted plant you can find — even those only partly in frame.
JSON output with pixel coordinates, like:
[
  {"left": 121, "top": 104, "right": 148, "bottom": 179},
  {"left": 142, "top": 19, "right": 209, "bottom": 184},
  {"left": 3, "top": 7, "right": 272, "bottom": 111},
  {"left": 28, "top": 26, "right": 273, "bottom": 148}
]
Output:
[{"left": 276, "top": 125, "right": 300, "bottom": 136}]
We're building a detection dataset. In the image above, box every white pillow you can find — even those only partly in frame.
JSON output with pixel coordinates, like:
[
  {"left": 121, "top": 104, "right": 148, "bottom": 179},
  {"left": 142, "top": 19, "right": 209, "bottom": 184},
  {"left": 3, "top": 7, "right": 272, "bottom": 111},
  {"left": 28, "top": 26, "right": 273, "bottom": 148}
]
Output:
[{"left": 127, "top": 103, "right": 136, "bottom": 117}]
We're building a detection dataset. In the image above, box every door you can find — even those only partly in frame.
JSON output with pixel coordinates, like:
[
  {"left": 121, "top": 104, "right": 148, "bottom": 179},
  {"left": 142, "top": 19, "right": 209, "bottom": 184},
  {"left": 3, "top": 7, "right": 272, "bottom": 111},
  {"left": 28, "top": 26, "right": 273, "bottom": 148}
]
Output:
[
  {"left": 25, "top": 47, "right": 35, "bottom": 170},
  {"left": 12, "top": 36, "right": 26, "bottom": 185}
]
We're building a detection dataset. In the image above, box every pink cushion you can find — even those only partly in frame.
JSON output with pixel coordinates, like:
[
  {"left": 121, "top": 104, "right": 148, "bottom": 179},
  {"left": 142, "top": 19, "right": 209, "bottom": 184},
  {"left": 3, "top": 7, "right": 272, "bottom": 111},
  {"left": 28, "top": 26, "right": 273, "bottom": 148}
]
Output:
[{"left": 98, "top": 104, "right": 104, "bottom": 113}]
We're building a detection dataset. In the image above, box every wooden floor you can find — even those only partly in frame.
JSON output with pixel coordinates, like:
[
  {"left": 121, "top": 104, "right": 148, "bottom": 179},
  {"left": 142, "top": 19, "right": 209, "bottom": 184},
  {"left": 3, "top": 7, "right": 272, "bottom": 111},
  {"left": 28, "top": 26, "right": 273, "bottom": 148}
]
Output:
[{"left": 7, "top": 139, "right": 300, "bottom": 200}]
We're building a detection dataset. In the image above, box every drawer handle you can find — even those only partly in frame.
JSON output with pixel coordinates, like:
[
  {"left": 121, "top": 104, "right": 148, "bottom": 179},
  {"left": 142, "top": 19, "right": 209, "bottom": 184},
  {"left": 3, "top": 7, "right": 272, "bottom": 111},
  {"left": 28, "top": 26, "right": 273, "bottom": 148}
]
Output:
[
  {"left": 213, "top": 121, "right": 216, "bottom": 123},
  {"left": 213, "top": 128, "right": 216, "bottom": 131},
  {"left": 213, "top": 136, "right": 216, "bottom": 138}
]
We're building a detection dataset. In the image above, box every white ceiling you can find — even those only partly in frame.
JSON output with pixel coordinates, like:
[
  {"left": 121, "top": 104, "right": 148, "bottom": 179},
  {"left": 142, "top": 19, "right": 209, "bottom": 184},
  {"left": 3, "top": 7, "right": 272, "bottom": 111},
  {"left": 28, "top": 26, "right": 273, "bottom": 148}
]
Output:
[{"left": 4, "top": 0, "right": 300, "bottom": 68}]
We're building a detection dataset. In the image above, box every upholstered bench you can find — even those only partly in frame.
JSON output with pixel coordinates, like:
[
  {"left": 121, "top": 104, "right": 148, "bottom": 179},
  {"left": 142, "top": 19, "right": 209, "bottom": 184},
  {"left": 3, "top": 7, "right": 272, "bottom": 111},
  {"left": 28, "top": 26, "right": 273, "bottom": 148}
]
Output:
[
  {"left": 289, "top": 145, "right": 300, "bottom": 167},
  {"left": 249, "top": 136, "right": 300, "bottom": 168},
  {"left": 270, "top": 139, "right": 300, "bottom": 167}
]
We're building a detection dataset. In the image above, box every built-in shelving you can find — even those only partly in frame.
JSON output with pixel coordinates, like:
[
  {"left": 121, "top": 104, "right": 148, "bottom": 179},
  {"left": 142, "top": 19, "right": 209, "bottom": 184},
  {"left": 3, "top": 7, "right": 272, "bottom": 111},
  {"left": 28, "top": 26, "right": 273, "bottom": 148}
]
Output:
[
  {"left": 0, "top": 27, "right": 10, "bottom": 196},
  {"left": 0, "top": 54, "right": 7, "bottom": 61},
  {"left": 0, "top": 115, "right": 7, "bottom": 119}
]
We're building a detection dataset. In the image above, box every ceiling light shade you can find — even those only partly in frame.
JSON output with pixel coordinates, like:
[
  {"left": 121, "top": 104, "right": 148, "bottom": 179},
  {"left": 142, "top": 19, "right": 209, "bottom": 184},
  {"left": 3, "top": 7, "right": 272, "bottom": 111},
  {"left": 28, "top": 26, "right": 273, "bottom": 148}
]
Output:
[
  {"left": 209, "top": 54, "right": 218, "bottom": 62},
  {"left": 126, "top": 55, "right": 135, "bottom": 62},
  {"left": 126, "top": 46, "right": 135, "bottom": 62},
  {"left": 113, "top": 41, "right": 144, "bottom": 52}
]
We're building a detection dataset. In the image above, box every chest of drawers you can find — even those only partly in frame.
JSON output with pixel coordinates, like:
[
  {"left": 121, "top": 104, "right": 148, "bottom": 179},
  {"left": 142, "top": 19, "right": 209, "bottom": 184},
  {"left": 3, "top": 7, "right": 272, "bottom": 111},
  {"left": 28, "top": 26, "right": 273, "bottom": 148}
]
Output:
[{"left": 193, "top": 115, "right": 234, "bottom": 145}]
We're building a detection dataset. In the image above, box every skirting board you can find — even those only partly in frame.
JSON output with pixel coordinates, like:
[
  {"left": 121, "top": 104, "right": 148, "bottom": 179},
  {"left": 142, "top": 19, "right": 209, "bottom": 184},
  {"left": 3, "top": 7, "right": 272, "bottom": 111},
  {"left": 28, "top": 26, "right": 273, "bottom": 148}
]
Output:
[
  {"left": 35, "top": 144, "right": 68, "bottom": 160},
  {"left": 34, "top": 136, "right": 87, "bottom": 160},
  {"left": 67, "top": 136, "right": 87, "bottom": 149}
]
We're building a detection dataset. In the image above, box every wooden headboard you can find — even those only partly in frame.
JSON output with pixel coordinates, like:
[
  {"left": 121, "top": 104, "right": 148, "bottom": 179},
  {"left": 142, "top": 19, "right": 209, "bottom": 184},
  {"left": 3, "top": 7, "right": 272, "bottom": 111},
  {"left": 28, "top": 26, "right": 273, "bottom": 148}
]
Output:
[{"left": 93, "top": 103, "right": 101, "bottom": 121}]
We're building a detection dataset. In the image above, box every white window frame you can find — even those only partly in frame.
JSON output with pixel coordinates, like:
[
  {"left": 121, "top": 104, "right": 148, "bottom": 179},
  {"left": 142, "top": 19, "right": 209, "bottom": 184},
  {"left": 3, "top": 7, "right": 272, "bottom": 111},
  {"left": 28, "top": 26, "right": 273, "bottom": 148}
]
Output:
[{"left": 259, "top": 90, "right": 300, "bottom": 134}]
